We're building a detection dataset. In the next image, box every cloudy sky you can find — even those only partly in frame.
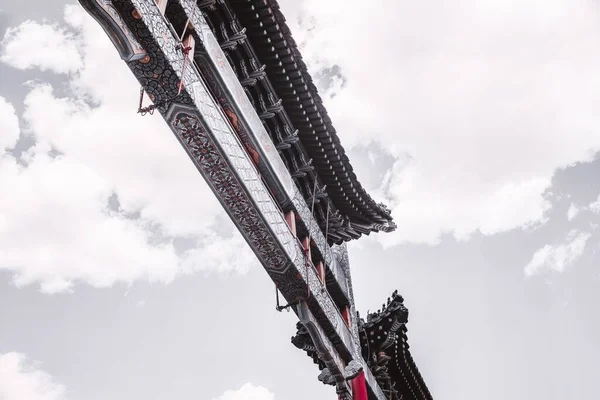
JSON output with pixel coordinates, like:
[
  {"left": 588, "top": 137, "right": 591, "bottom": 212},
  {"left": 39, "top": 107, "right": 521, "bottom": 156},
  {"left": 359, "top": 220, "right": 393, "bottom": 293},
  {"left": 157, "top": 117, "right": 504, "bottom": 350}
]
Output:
[{"left": 1, "top": 1, "right": 600, "bottom": 399}]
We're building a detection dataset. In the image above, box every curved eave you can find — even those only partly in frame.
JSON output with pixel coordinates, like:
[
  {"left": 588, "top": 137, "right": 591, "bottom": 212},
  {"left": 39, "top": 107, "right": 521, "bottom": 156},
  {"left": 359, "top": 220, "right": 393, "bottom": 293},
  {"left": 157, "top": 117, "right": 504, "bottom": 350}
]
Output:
[
  {"left": 359, "top": 292, "right": 432, "bottom": 400},
  {"left": 230, "top": 0, "right": 396, "bottom": 236},
  {"left": 397, "top": 328, "right": 434, "bottom": 400}
]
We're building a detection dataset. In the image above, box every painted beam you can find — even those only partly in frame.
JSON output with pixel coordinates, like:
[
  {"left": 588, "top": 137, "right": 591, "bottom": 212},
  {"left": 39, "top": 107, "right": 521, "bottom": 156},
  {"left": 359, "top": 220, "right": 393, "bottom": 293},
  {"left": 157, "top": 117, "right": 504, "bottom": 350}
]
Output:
[
  {"left": 76, "top": 1, "right": 384, "bottom": 399},
  {"left": 173, "top": 0, "right": 354, "bottom": 306},
  {"left": 332, "top": 244, "right": 385, "bottom": 400},
  {"left": 78, "top": 0, "right": 147, "bottom": 62},
  {"left": 178, "top": 0, "right": 295, "bottom": 207},
  {"left": 297, "top": 301, "right": 352, "bottom": 399},
  {"left": 171, "top": 2, "right": 366, "bottom": 380}
]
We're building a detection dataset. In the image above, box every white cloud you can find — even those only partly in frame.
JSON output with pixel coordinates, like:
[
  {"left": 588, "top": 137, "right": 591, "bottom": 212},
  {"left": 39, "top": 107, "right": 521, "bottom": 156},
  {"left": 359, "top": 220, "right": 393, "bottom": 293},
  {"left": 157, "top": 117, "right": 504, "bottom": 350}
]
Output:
[
  {"left": 0, "top": 352, "right": 67, "bottom": 400},
  {"left": 0, "top": 96, "right": 19, "bottom": 151},
  {"left": 524, "top": 230, "right": 591, "bottom": 276},
  {"left": 180, "top": 233, "right": 255, "bottom": 276},
  {"left": 567, "top": 203, "right": 580, "bottom": 221},
  {"left": 281, "top": 0, "right": 600, "bottom": 245},
  {"left": 214, "top": 383, "right": 275, "bottom": 400},
  {"left": 0, "top": 6, "right": 256, "bottom": 293},
  {"left": 0, "top": 20, "right": 82, "bottom": 73},
  {"left": 590, "top": 195, "right": 600, "bottom": 214}
]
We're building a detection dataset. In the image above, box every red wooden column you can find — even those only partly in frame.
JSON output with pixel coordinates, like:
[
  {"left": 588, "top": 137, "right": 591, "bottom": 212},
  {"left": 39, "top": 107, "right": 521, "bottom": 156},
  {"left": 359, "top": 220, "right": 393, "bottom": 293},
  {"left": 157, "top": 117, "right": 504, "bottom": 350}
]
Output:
[
  {"left": 182, "top": 33, "right": 195, "bottom": 60},
  {"left": 315, "top": 261, "right": 325, "bottom": 283},
  {"left": 341, "top": 306, "right": 351, "bottom": 327},
  {"left": 285, "top": 211, "right": 296, "bottom": 237},
  {"left": 350, "top": 372, "right": 368, "bottom": 400},
  {"left": 301, "top": 237, "right": 311, "bottom": 260}
]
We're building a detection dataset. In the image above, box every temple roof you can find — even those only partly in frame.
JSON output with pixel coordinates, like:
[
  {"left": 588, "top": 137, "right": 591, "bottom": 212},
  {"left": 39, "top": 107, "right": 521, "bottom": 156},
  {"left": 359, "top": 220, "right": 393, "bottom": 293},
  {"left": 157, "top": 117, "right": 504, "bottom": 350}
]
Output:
[
  {"left": 207, "top": 0, "right": 397, "bottom": 241},
  {"left": 359, "top": 291, "right": 433, "bottom": 400},
  {"left": 291, "top": 290, "right": 432, "bottom": 400}
]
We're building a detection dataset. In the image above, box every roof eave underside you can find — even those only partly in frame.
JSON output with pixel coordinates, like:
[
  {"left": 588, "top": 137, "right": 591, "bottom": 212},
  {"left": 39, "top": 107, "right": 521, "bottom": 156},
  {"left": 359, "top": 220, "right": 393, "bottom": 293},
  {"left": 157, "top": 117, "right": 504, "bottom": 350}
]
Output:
[{"left": 229, "top": 0, "right": 397, "bottom": 234}]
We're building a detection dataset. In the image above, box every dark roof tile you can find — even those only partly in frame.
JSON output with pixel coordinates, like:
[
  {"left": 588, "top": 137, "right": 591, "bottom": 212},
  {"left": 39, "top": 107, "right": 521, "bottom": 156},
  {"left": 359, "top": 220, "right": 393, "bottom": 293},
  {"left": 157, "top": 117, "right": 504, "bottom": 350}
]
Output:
[{"left": 233, "top": 0, "right": 396, "bottom": 233}]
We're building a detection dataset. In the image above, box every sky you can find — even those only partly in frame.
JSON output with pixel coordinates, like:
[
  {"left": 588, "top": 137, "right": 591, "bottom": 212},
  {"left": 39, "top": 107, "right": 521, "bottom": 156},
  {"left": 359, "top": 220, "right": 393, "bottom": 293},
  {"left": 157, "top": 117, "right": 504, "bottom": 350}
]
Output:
[{"left": 1, "top": 1, "right": 600, "bottom": 399}]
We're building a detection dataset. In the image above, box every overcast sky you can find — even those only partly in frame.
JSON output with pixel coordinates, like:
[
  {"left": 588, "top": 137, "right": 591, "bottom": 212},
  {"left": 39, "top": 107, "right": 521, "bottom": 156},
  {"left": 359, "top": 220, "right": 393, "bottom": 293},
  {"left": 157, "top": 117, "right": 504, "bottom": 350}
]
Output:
[{"left": 1, "top": 1, "right": 600, "bottom": 399}]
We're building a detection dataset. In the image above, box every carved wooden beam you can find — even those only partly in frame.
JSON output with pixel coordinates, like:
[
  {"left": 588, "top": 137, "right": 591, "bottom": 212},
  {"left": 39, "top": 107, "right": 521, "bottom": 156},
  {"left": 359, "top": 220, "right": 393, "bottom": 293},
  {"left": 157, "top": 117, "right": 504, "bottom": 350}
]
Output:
[
  {"left": 76, "top": 1, "right": 384, "bottom": 398},
  {"left": 174, "top": 0, "right": 353, "bottom": 307}
]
